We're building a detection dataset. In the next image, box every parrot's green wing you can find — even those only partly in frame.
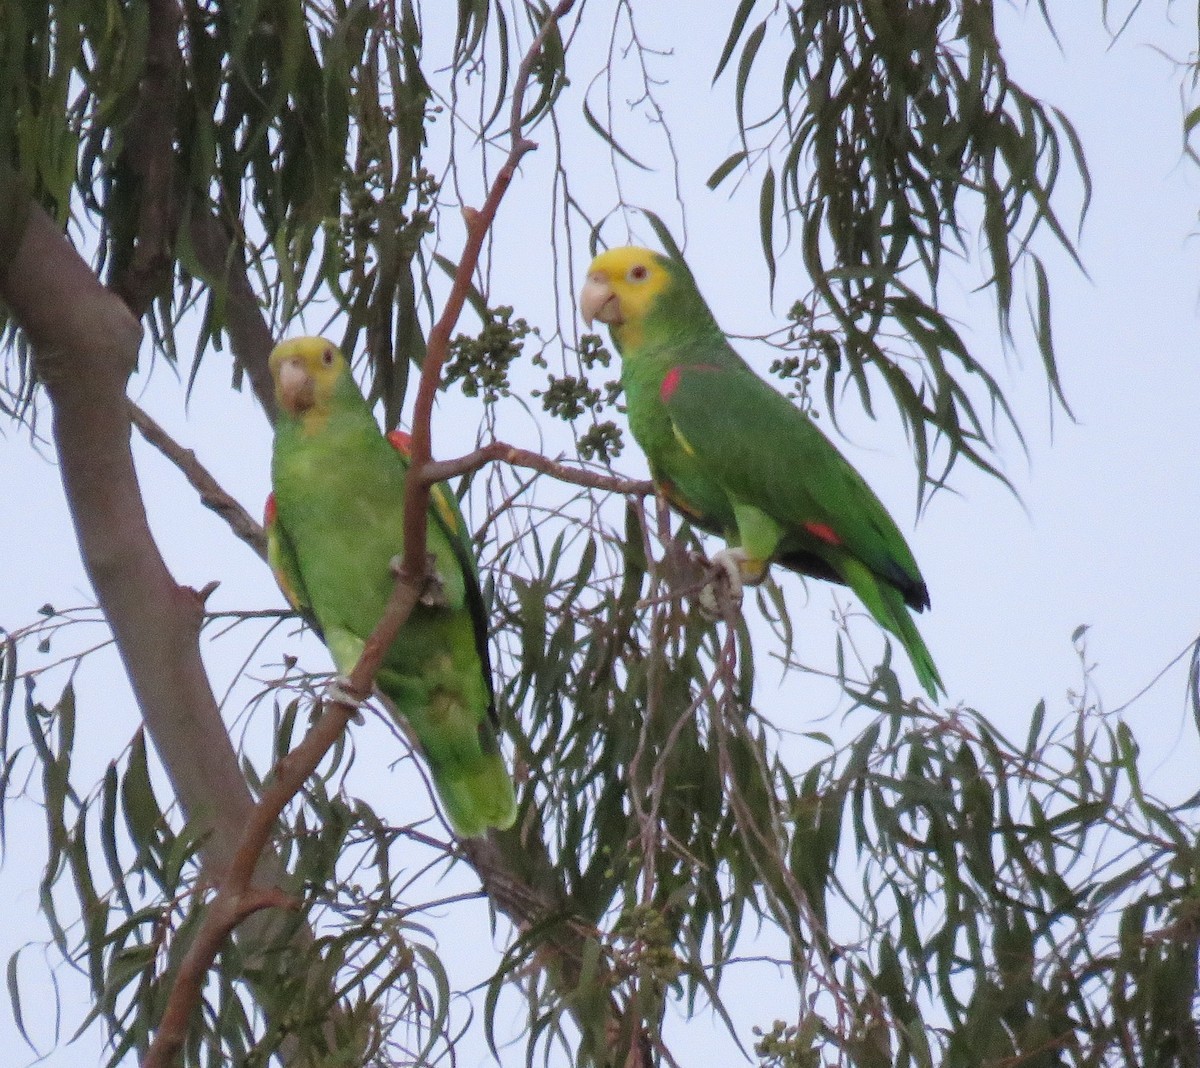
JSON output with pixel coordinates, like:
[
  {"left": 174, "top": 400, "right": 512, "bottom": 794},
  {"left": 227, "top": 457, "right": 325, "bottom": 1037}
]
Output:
[
  {"left": 661, "top": 360, "right": 942, "bottom": 698},
  {"left": 660, "top": 362, "right": 929, "bottom": 608},
  {"left": 265, "top": 493, "right": 321, "bottom": 633},
  {"left": 386, "top": 430, "right": 497, "bottom": 723}
]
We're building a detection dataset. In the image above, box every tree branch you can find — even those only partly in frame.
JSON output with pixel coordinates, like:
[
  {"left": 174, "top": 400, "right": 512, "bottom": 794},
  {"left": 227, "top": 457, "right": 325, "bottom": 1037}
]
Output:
[
  {"left": 393, "top": 2, "right": 657, "bottom": 1059},
  {"left": 149, "top": 3, "right": 588, "bottom": 1061},
  {"left": 186, "top": 211, "right": 278, "bottom": 421},
  {"left": 9, "top": 1, "right": 656, "bottom": 1061},
  {"left": 128, "top": 400, "right": 267, "bottom": 560},
  {"left": 0, "top": 174, "right": 273, "bottom": 894},
  {"left": 0, "top": 169, "right": 319, "bottom": 1062},
  {"left": 109, "top": 0, "right": 278, "bottom": 419},
  {"left": 108, "top": 0, "right": 183, "bottom": 314},
  {"left": 425, "top": 440, "right": 652, "bottom": 497},
  {"left": 129, "top": 389, "right": 648, "bottom": 567},
  {"left": 144, "top": 567, "right": 428, "bottom": 1067},
  {"left": 402, "top": 0, "right": 578, "bottom": 584}
]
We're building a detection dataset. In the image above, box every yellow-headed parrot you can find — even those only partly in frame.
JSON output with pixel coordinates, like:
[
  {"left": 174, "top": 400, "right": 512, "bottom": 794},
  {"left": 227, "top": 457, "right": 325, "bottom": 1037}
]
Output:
[
  {"left": 581, "top": 247, "right": 942, "bottom": 699},
  {"left": 265, "top": 337, "right": 517, "bottom": 835}
]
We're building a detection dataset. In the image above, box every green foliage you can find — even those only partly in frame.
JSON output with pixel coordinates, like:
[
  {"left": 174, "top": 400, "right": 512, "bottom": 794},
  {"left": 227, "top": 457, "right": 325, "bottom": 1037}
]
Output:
[
  {"left": 442, "top": 304, "right": 533, "bottom": 404},
  {"left": 2, "top": 2, "right": 1199, "bottom": 1067},
  {"left": 708, "top": 0, "right": 1085, "bottom": 496},
  {"left": 5, "top": 490, "right": 1200, "bottom": 1066},
  {"left": 474, "top": 485, "right": 1200, "bottom": 1066},
  {"left": 754, "top": 1019, "right": 822, "bottom": 1068},
  {"left": 1, "top": 621, "right": 460, "bottom": 1065},
  {"left": 0, "top": 2, "right": 80, "bottom": 224},
  {"left": 2, "top": 0, "right": 440, "bottom": 420}
]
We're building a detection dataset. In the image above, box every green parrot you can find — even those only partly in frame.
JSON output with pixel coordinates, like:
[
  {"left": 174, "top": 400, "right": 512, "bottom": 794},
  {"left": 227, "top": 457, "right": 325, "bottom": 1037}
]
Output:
[
  {"left": 265, "top": 336, "right": 517, "bottom": 836},
  {"left": 580, "top": 247, "right": 943, "bottom": 700}
]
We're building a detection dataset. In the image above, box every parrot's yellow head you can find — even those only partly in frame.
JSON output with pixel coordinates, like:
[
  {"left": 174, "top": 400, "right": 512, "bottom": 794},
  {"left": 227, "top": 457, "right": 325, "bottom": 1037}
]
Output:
[
  {"left": 580, "top": 246, "right": 672, "bottom": 349},
  {"left": 269, "top": 336, "right": 348, "bottom": 423}
]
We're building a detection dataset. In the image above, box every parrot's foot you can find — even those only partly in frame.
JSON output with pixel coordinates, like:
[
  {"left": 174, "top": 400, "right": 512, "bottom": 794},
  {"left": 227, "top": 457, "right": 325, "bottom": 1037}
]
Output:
[
  {"left": 698, "top": 549, "right": 770, "bottom": 619},
  {"left": 698, "top": 549, "right": 748, "bottom": 619},
  {"left": 419, "top": 568, "right": 448, "bottom": 607},
  {"left": 712, "top": 548, "right": 748, "bottom": 599},
  {"left": 717, "top": 546, "right": 770, "bottom": 586},
  {"left": 327, "top": 676, "right": 366, "bottom": 724},
  {"left": 389, "top": 553, "right": 448, "bottom": 607}
]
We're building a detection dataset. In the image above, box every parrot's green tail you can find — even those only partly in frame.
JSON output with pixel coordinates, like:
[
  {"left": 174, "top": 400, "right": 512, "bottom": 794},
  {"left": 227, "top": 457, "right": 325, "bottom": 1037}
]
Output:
[
  {"left": 889, "top": 607, "right": 943, "bottom": 702},
  {"left": 431, "top": 747, "right": 518, "bottom": 838},
  {"left": 841, "top": 559, "right": 944, "bottom": 701}
]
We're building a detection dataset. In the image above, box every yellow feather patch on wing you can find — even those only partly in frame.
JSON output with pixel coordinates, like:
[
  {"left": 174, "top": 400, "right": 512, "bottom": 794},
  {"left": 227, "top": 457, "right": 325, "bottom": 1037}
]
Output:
[
  {"left": 671, "top": 422, "right": 697, "bottom": 457},
  {"left": 656, "top": 477, "right": 704, "bottom": 522},
  {"left": 430, "top": 485, "right": 462, "bottom": 537},
  {"left": 270, "top": 561, "right": 304, "bottom": 613},
  {"left": 264, "top": 498, "right": 307, "bottom": 613}
]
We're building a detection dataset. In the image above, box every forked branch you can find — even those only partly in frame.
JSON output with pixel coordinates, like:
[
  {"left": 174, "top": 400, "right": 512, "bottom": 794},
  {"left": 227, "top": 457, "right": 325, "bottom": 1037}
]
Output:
[
  {"left": 142, "top": 2, "right": 578, "bottom": 1062},
  {"left": 129, "top": 397, "right": 650, "bottom": 567},
  {"left": 142, "top": 568, "right": 426, "bottom": 1068},
  {"left": 402, "top": 0, "right": 578, "bottom": 583}
]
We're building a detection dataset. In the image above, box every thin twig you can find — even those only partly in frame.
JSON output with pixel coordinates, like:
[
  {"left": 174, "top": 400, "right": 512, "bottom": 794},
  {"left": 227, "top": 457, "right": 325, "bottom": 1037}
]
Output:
[{"left": 128, "top": 400, "right": 267, "bottom": 560}]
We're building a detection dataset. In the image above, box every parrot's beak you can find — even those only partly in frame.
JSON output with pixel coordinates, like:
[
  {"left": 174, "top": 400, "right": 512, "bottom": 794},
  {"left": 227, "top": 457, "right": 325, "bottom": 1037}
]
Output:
[
  {"left": 277, "top": 356, "right": 316, "bottom": 415},
  {"left": 580, "top": 272, "right": 623, "bottom": 327}
]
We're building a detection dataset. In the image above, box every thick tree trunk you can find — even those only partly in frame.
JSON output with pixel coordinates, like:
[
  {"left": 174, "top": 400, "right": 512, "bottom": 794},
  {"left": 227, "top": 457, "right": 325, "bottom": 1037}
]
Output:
[{"left": 0, "top": 170, "right": 352, "bottom": 1065}]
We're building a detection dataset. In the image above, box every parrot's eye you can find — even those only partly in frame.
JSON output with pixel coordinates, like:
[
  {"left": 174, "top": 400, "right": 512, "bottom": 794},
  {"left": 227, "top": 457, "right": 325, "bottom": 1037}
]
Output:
[
  {"left": 321, "top": 347, "right": 335, "bottom": 367},
  {"left": 628, "top": 264, "right": 649, "bottom": 283}
]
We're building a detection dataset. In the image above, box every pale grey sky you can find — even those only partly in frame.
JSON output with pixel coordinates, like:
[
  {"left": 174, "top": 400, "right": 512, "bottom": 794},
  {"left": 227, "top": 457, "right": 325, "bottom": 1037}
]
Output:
[{"left": 2, "top": 3, "right": 1199, "bottom": 1064}]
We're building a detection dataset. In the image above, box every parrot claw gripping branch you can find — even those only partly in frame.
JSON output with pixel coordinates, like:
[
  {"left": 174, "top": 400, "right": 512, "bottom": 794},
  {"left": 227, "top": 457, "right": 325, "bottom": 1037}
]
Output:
[
  {"left": 696, "top": 549, "right": 749, "bottom": 621},
  {"left": 326, "top": 676, "right": 367, "bottom": 723}
]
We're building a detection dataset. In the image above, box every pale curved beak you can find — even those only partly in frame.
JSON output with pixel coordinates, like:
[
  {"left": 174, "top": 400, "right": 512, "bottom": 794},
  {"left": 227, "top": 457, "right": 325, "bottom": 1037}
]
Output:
[
  {"left": 580, "top": 271, "right": 623, "bottom": 327},
  {"left": 277, "top": 356, "right": 315, "bottom": 414}
]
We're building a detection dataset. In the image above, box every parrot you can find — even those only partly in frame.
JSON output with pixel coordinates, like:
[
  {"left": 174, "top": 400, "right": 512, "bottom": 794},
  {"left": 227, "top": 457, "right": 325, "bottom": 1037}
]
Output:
[
  {"left": 265, "top": 336, "right": 517, "bottom": 836},
  {"left": 579, "top": 246, "right": 943, "bottom": 700}
]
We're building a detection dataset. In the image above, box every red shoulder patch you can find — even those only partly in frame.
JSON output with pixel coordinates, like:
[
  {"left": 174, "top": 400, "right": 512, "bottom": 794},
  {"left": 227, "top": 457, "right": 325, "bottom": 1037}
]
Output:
[
  {"left": 804, "top": 521, "right": 841, "bottom": 546},
  {"left": 660, "top": 367, "right": 683, "bottom": 403},
  {"left": 387, "top": 429, "right": 413, "bottom": 455},
  {"left": 264, "top": 493, "right": 277, "bottom": 528}
]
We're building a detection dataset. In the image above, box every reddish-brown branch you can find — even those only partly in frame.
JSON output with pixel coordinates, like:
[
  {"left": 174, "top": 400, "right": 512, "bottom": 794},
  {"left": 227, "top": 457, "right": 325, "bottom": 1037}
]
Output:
[
  {"left": 401, "top": 155, "right": 530, "bottom": 578},
  {"left": 131, "top": 391, "right": 648, "bottom": 562},
  {"left": 403, "top": 0, "right": 577, "bottom": 586},
  {"left": 144, "top": 572, "right": 426, "bottom": 1067},
  {"left": 425, "top": 441, "right": 652, "bottom": 497},
  {"left": 7, "top": 0, "right": 658, "bottom": 1061},
  {"left": 146, "top": 2, "right": 580, "bottom": 1061}
]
